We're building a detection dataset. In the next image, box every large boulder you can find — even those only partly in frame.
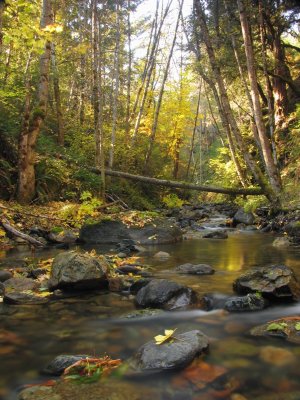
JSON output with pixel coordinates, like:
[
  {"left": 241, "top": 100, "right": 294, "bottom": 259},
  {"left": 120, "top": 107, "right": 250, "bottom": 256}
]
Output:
[
  {"left": 175, "top": 263, "right": 215, "bottom": 275},
  {"left": 233, "top": 208, "right": 255, "bottom": 226},
  {"left": 49, "top": 251, "right": 108, "bottom": 290},
  {"left": 4, "top": 292, "right": 49, "bottom": 305},
  {"left": 79, "top": 219, "right": 182, "bottom": 245},
  {"left": 135, "top": 279, "right": 197, "bottom": 310},
  {"left": 131, "top": 330, "right": 209, "bottom": 371},
  {"left": 233, "top": 264, "right": 300, "bottom": 301},
  {"left": 0, "top": 270, "right": 13, "bottom": 282},
  {"left": 48, "top": 229, "right": 78, "bottom": 244}
]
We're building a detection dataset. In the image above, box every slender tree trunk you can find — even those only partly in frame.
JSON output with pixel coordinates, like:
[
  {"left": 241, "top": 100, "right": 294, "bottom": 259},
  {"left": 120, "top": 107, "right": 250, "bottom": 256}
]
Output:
[
  {"left": 17, "top": 0, "right": 54, "bottom": 204},
  {"left": 144, "top": 0, "right": 183, "bottom": 169},
  {"left": 2, "top": 41, "right": 12, "bottom": 85},
  {"left": 0, "top": 0, "right": 5, "bottom": 55},
  {"left": 237, "top": 0, "right": 281, "bottom": 195},
  {"left": 125, "top": 0, "right": 132, "bottom": 141},
  {"left": 186, "top": 83, "right": 201, "bottom": 180},
  {"left": 51, "top": 43, "right": 64, "bottom": 146},
  {"left": 92, "top": 0, "right": 105, "bottom": 196},
  {"left": 131, "top": 0, "right": 173, "bottom": 145},
  {"left": 109, "top": 0, "right": 121, "bottom": 169},
  {"left": 258, "top": 0, "right": 277, "bottom": 165}
]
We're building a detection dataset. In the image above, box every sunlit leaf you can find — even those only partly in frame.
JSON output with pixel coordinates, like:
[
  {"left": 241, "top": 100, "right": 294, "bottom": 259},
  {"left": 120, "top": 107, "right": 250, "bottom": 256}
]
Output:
[{"left": 154, "top": 329, "right": 177, "bottom": 345}]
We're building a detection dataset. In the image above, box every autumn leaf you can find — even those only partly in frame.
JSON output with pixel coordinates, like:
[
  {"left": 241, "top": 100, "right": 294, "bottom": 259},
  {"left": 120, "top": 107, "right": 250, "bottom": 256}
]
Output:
[
  {"left": 266, "top": 322, "right": 288, "bottom": 331},
  {"left": 154, "top": 329, "right": 177, "bottom": 345},
  {"left": 295, "top": 322, "right": 300, "bottom": 331}
]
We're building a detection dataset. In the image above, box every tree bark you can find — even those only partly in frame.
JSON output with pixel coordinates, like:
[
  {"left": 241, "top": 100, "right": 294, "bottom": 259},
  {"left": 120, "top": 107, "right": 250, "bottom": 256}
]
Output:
[
  {"left": 17, "top": 0, "right": 54, "bottom": 204},
  {"left": 51, "top": 43, "right": 64, "bottom": 146},
  {"left": 125, "top": 0, "right": 132, "bottom": 141},
  {"left": 109, "top": 0, "right": 121, "bottom": 169},
  {"left": 0, "top": 0, "right": 5, "bottom": 55},
  {"left": 237, "top": 0, "right": 281, "bottom": 195}
]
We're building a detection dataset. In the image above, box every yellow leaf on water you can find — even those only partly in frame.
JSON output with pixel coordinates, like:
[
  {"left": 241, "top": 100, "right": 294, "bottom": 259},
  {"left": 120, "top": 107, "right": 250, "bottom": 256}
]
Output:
[{"left": 154, "top": 329, "right": 177, "bottom": 345}]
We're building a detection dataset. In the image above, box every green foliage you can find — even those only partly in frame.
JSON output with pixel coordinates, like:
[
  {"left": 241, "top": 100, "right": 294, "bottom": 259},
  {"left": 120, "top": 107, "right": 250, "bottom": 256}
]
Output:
[
  {"left": 266, "top": 322, "right": 288, "bottom": 332},
  {"left": 162, "top": 193, "right": 184, "bottom": 209},
  {"left": 295, "top": 322, "right": 300, "bottom": 331},
  {"left": 236, "top": 195, "right": 268, "bottom": 213}
]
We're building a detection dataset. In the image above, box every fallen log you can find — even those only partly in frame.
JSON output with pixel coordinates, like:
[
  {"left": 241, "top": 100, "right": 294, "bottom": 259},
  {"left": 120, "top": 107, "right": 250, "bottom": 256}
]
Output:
[
  {"left": 1, "top": 218, "right": 45, "bottom": 247},
  {"left": 92, "top": 169, "right": 264, "bottom": 196}
]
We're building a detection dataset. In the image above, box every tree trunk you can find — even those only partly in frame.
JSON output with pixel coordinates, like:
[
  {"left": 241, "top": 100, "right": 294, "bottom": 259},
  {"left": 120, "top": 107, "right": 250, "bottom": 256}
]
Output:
[
  {"left": 125, "top": 0, "right": 132, "bottom": 141},
  {"left": 186, "top": 84, "right": 201, "bottom": 179},
  {"left": 51, "top": 43, "right": 64, "bottom": 146},
  {"left": 237, "top": 0, "right": 281, "bottom": 195},
  {"left": 0, "top": 0, "right": 5, "bottom": 55},
  {"left": 92, "top": 0, "right": 105, "bottom": 196},
  {"left": 17, "top": 0, "right": 53, "bottom": 204},
  {"left": 144, "top": 0, "right": 183, "bottom": 169},
  {"left": 109, "top": 0, "right": 121, "bottom": 169}
]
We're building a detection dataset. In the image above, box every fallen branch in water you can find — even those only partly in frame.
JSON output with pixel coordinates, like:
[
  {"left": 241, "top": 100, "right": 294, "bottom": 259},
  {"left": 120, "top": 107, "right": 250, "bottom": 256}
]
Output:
[{"left": 0, "top": 217, "right": 45, "bottom": 247}]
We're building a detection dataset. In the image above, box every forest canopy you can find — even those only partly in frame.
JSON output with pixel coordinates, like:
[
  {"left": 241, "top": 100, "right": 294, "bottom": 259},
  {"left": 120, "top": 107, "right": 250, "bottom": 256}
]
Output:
[{"left": 0, "top": 0, "right": 299, "bottom": 208}]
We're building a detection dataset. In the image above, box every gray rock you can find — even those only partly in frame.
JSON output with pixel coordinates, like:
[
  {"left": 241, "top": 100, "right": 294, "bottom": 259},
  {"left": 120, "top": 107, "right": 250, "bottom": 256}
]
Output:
[
  {"left": 0, "top": 270, "right": 13, "bottom": 282},
  {"left": 233, "top": 208, "right": 255, "bottom": 226},
  {"left": 0, "top": 282, "right": 4, "bottom": 296},
  {"left": 3, "top": 277, "right": 39, "bottom": 292},
  {"left": 79, "top": 219, "right": 182, "bottom": 245},
  {"left": 121, "top": 309, "right": 164, "bottom": 319},
  {"left": 43, "top": 354, "right": 90, "bottom": 375},
  {"left": 176, "top": 263, "right": 215, "bottom": 275},
  {"left": 131, "top": 330, "right": 209, "bottom": 371},
  {"left": 48, "top": 229, "right": 77, "bottom": 244},
  {"left": 224, "top": 293, "right": 268, "bottom": 312},
  {"left": 135, "top": 279, "right": 197, "bottom": 310},
  {"left": 233, "top": 264, "right": 300, "bottom": 301},
  {"left": 203, "top": 230, "right": 228, "bottom": 239},
  {"left": 285, "top": 221, "right": 300, "bottom": 238},
  {"left": 49, "top": 251, "right": 108, "bottom": 290},
  {"left": 4, "top": 291, "right": 49, "bottom": 305}
]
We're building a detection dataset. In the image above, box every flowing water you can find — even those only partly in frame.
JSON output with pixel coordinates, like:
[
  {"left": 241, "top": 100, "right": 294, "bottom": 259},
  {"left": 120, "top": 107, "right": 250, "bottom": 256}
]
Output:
[{"left": 1, "top": 231, "right": 300, "bottom": 399}]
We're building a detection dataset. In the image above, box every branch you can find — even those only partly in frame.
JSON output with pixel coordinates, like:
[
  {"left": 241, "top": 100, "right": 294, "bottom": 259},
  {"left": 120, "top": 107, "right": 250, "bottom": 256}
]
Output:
[{"left": 1, "top": 217, "right": 45, "bottom": 247}]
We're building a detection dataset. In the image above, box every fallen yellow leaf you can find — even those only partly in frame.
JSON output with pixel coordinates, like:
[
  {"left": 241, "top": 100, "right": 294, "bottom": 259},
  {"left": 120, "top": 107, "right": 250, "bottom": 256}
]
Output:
[{"left": 154, "top": 329, "right": 177, "bottom": 345}]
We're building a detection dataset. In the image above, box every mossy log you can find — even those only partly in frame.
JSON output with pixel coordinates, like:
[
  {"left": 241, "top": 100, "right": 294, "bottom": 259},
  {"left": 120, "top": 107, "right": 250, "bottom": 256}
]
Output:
[{"left": 92, "top": 169, "right": 264, "bottom": 196}]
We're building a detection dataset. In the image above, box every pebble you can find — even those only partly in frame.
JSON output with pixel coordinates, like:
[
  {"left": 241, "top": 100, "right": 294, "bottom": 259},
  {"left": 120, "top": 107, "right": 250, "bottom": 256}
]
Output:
[{"left": 259, "top": 346, "right": 296, "bottom": 366}]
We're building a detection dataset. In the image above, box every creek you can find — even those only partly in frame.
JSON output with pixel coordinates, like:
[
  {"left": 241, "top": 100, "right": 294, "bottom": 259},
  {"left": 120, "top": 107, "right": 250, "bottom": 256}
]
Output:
[{"left": 1, "top": 230, "right": 300, "bottom": 400}]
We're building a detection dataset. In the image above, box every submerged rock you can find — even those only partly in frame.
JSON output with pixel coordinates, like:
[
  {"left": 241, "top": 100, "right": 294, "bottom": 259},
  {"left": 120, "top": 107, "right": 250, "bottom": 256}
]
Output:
[
  {"left": 233, "top": 264, "right": 300, "bottom": 301},
  {"left": 43, "top": 354, "right": 90, "bottom": 376},
  {"left": 153, "top": 251, "right": 170, "bottom": 260},
  {"left": 131, "top": 330, "right": 209, "bottom": 371},
  {"left": 259, "top": 345, "right": 295, "bottom": 366},
  {"left": 49, "top": 251, "right": 108, "bottom": 290},
  {"left": 233, "top": 208, "right": 255, "bottom": 226},
  {"left": 272, "top": 237, "right": 291, "bottom": 247},
  {"left": 121, "top": 309, "right": 164, "bottom": 319},
  {"left": 135, "top": 279, "right": 197, "bottom": 310},
  {"left": 250, "top": 316, "right": 300, "bottom": 344},
  {"left": 175, "top": 263, "right": 215, "bottom": 275},
  {"left": 19, "top": 380, "right": 156, "bottom": 400},
  {"left": 224, "top": 293, "right": 268, "bottom": 312},
  {"left": 203, "top": 230, "right": 228, "bottom": 239},
  {"left": 79, "top": 219, "right": 182, "bottom": 245}
]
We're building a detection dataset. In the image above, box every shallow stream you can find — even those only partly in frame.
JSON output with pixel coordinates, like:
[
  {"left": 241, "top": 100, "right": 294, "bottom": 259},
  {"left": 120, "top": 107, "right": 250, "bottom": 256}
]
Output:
[{"left": 1, "top": 231, "right": 300, "bottom": 399}]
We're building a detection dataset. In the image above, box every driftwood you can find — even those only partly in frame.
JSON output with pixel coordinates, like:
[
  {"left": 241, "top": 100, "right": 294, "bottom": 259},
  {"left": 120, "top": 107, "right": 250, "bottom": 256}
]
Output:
[
  {"left": 92, "top": 169, "right": 264, "bottom": 196},
  {"left": 1, "top": 218, "right": 45, "bottom": 247}
]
